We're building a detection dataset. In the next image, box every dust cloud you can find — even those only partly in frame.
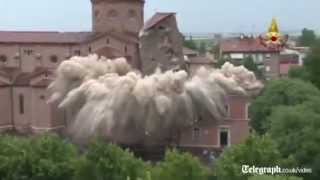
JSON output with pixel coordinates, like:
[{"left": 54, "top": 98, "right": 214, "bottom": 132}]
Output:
[{"left": 48, "top": 55, "right": 262, "bottom": 144}]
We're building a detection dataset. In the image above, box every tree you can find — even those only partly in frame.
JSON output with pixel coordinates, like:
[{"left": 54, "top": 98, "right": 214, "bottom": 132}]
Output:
[
  {"left": 74, "top": 140, "right": 147, "bottom": 180},
  {"left": 152, "top": 150, "right": 209, "bottom": 180},
  {"left": 249, "top": 79, "right": 320, "bottom": 134},
  {"left": 288, "top": 66, "right": 311, "bottom": 81},
  {"left": 183, "top": 36, "right": 198, "bottom": 50},
  {"left": 215, "top": 134, "right": 283, "bottom": 180},
  {"left": 304, "top": 40, "right": 320, "bottom": 89},
  {"left": 269, "top": 98, "right": 320, "bottom": 180},
  {"left": 0, "top": 135, "right": 33, "bottom": 179},
  {"left": 242, "top": 56, "right": 264, "bottom": 80},
  {"left": 199, "top": 42, "right": 207, "bottom": 55},
  {"left": 249, "top": 176, "right": 302, "bottom": 180},
  {"left": 30, "top": 134, "right": 78, "bottom": 180},
  {"left": 0, "top": 134, "right": 77, "bottom": 180},
  {"left": 298, "top": 28, "right": 316, "bottom": 46}
]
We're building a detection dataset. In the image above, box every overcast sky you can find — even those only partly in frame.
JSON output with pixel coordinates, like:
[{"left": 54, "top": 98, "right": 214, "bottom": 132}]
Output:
[{"left": 0, "top": 0, "right": 319, "bottom": 33}]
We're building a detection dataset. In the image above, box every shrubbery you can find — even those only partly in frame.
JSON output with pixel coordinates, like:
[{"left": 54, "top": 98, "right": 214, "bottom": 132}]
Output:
[{"left": 0, "top": 135, "right": 211, "bottom": 180}]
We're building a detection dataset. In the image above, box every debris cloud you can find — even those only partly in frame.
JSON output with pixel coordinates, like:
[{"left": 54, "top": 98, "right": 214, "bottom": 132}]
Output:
[{"left": 49, "top": 55, "right": 263, "bottom": 144}]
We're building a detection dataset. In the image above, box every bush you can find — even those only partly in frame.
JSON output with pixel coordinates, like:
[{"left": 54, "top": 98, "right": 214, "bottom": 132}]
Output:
[
  {"left": 74, "top": 140, "right": 147, "bottom": 180},
  {"left": 215, "top": 134, "right": 282, "bottom": 180},
  {"left": 151, "top": 150, "right": 209, "bottom": 180}
]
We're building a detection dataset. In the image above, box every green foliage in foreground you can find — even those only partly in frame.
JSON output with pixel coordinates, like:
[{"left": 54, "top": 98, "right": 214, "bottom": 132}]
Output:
[
  {"left": 0, "top": 134, "right": 77, "bottom": 180},
  {"left": 151, "top": 150, "right": 209, "bottom": 180},
  {"left": 0, "top": 135, "right": 211, "bottom": 180},
  {"left": 249, "top": 175, "right": 302, "bottom": 180},
  {"left": 269, "top": 98, "right": 320, "bottom": 180},
  {"left": 249, "top": 79, "right": 320, "bottom": 134},
  {"left": 215, "top": 134, "right": 283, "bottom": 180}
]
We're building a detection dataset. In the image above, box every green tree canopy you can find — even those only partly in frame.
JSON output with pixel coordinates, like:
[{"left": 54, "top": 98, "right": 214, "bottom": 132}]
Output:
[
  {"left": 199, "top": 42, "right": 207, "bottom": 55},
  {"left": 288, "top": 66, "right": 311, "bottom": 81},
  {"left": 152, "top": 150, "right": 209, "bottom": 180},
  {"left": 74, "top": 140, "right": 147, "bottom": 180},
  {"left": 304, "top": 40, "right": 320, "bottom": 89},
  {"left": 269, "top": 98, "right": 320, "bottom": 180},
  {"left": 183, "top": 36, "right": 198, "bottom": 50},
  {"left": 215, "top": 134, "right": 282, "bottom": 180},
  {"left": 0, "top": 134, "right": 78, "bottom": 180},
  {"left": 299, "top": 28, "right": 317, "bottom": 46},
  {"left": 249, "top": 79, "right": 320, "bottom": 134},
  {"left": 242, "top": 56, "right": 264, "bottom": 80},
  {"left": 249, "top": 175, "right": 302, "bottom": 180}
]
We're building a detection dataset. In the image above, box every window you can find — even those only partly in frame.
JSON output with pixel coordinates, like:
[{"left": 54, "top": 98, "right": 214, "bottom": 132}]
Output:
[
  {"left": 108, "top": 9, "right": 118, "bottom": 18},
  {"left": 158, "top": 25, "right": 166, "bottom": 30},
  {"left": 40, "top": 95, "right": 46, "bottom": 100},
  {"left": 192, "top": 127, "right": 200, "bottom": 140},
  {"left": 50, "top": 55, "right": 58, "bottom": 63},
  {"left": 124, "top": 45, "right": 128, "bottom": 53},
  {"left": 23, "top": 49, "right": 33, "bottom": 56},
  {"left": 245, "top": 103, "right": 251, "bottom": 120},
  {"left": 88, "top": 46, "right": 92, "bottom": 53},
  {"left": 19, "top": 94, "right": 24, "bottom": 114},
  {"left": 225, "top": 104, "right": 230, "bottom": 117},
  {"left": 127, "top": 9, "right": 137, "bottom": 19},
  {"left": 219, "top": 128, "right": 230, "bottom": 147},
  {"left": 0, "top": 55, "right": 7, "bottom": 63}
]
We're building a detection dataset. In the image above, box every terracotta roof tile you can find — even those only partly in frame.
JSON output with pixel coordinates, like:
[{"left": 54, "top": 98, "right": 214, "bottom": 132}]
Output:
[
  {"left": 144, "top": 12, "right": 175, "bottom": 31},
  {"left": 220, "top": 37, "right": 279, "bottom": 53}
]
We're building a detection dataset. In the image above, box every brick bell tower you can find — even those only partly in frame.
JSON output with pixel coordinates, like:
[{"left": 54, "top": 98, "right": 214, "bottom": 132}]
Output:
[{"left": 91, "top": 0, "right": 145, "bottom": 36}]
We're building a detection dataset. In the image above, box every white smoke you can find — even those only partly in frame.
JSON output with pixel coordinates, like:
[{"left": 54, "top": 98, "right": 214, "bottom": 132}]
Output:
[{"left": 48, "top": 55, "right": 263, "bottom": 144}]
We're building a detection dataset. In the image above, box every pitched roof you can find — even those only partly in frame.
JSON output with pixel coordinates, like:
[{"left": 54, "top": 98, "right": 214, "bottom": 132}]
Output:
[
  {"left": 144, "top": 12, "right": 176, "bottom": 31},
  {"left": 0, "top": 31, "right": 93, "bottom": 44},
  {"left": 220, "top": 37, "right": 280, "bottom": 53}
]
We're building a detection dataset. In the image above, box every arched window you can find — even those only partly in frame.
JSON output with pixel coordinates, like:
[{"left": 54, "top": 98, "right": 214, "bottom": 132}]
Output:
[
  {"left": 0, "top": 55, "right": 7, "bottom": 63},
  {"left": 50, "top": 55, "right": 58, "bottom": 63},
  {"left": 19, "top": 94, "right": 24, "bottom": 114},
  {"left": 108, "top": 9, "right": 118, "bottom": 18}
]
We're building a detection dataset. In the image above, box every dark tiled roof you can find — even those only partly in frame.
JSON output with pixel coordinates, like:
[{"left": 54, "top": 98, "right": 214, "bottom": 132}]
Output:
[
  {"left": 0, "top": 31, "right": 93, "bottom": 44},
  {"left": 144, "top": 12, "right": 175, "bottom": 31},
  {"left": 220, "top": 37, "right": 280, "bottom": 53}
]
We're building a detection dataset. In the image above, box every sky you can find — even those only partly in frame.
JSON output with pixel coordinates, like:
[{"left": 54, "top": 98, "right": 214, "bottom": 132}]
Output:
[{"left": 0, "top": 0, "right": 319, "bottom": 33}]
